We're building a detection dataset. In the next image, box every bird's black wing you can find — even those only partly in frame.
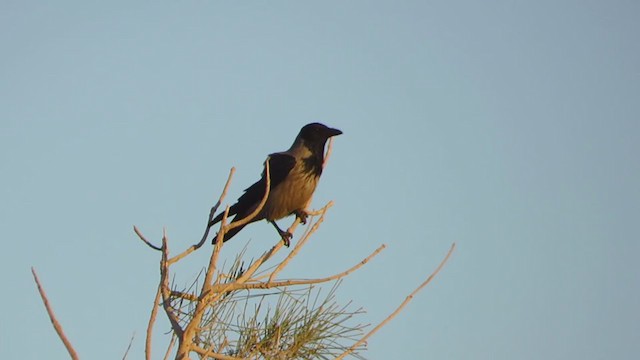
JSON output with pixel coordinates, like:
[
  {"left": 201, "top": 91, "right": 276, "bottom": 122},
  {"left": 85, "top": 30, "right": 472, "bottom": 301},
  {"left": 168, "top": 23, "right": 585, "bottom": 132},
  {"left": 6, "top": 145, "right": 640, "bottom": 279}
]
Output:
[
  {"left": 265, "top": 152, "right": 297, "bottom": 189},
  {"left": 209, "top": 153, "right": 297, "bottom": 242},
  {"left": 225, "top": 153, "right": 296, "bottom": 219}
]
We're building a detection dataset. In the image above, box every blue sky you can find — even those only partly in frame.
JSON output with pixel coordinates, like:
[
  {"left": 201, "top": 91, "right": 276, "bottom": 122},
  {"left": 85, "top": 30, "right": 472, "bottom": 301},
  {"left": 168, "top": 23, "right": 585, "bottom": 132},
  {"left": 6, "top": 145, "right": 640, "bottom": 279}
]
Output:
[{"left": 1, "top": 1, "right": 639, "bottom": 359}]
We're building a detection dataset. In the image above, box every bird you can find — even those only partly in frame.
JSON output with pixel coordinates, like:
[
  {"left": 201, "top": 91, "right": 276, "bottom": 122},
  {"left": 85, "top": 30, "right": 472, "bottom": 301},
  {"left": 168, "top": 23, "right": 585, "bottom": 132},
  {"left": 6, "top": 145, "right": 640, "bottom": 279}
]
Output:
[{"left": 209, "top": 122, "right": 342, "bottom": 247}]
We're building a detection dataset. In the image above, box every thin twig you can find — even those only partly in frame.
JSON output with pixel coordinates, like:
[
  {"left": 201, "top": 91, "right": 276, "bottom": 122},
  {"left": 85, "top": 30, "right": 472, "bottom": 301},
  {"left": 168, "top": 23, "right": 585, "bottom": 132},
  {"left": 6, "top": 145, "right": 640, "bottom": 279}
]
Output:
[
  {"left": 122, "top": 332, "right": 135, "bottom": 360},
  {"left": 196, "top": 167, "right": 236, "bottom": 247},
  {"left": 134, "top": 225, "right": 162, "bottom": 251},
  {"left": 31, "top": 267, "right": 80, "bottom": 360},
  {"left": 335, "top": 242, "right": 457, "bottom": 360},
  {"left": 145, "top": 284, "right": 162, "bottom": 360},
  {"left": 167, "top": 167, "right": 236, "bottom": 265},
  {"left": 163, "top": 335, "right": 177, "bottom": 360},
  {"left": 158, "top": 230, "right": 184, "bottom": 337},
  {"left": 221, "top": 156, "right": 272, "bottom": 233},
  {"left": 209, "top": 204, "right": 230, "bottom": 280},
  {"left": 323, "top": 137, "right": 335, "bottom": 168}
]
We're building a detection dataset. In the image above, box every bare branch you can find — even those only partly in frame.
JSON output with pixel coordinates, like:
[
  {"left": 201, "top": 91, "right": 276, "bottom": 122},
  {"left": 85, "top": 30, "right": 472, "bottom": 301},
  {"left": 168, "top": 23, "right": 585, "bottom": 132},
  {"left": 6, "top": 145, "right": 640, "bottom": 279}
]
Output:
[
  {"left": 195, "top": 167, "right": 236, "bottom": 248},
  {"left": 209, "top": 205, "right": 231, "bottom": 284},
  {"left": 163, "top": 335, "right": 177, "bottom": 360},
  {"left": 145, "top": 284, "right": 162, "bottom": 360},
  {"left": 168, "top": 167, "right": 236, "bottom": 265},
  {"left": 335, "top": 242, "right": 457, "bottom": 360},
  {"left": 31, "top": 267, "right": 79, "bottom": 360},
  {"left": 222, "top": 156, "right": 272, "bottom": 233},
  {"left": 134, "top": 225, "right": 162, "bottom": 251},
  {"left": 158, "top": 230, "right": 184, "bottom": 337},
  {"left": 323, "top": 137, "right": 335, "bottom": 168}
]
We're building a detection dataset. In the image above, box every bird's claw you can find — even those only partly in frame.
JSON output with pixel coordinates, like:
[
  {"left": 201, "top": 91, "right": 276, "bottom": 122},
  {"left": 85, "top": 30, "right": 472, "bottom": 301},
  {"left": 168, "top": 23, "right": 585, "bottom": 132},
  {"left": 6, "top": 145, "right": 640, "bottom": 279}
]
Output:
[
  {"left": 279, "top": 231, "right": 293, "bottom": 247},
  {"left": 294, "top": 210, "right": 310, "bottom": 225}
]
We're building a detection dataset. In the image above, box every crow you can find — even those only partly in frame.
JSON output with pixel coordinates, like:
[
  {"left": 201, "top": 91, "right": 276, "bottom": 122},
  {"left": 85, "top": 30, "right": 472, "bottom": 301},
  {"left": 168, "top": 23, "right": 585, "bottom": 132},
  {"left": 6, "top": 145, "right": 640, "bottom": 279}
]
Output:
[{"left": 209, "top": 122, "right": 342, "bottom": 247}]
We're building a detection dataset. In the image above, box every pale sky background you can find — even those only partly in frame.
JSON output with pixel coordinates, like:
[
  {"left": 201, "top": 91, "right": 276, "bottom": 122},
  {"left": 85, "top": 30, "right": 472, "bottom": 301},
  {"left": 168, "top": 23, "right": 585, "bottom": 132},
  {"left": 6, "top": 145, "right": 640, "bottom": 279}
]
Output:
[{"left": 1, "top": 1, "right": 639, "bottom": 359}]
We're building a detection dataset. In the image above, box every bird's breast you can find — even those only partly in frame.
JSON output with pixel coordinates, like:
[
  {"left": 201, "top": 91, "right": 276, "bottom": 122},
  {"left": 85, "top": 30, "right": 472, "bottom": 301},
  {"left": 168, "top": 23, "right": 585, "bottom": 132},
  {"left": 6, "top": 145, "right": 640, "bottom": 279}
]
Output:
[{"left": 262, "top": 169, "right": 319, "bottom": 221}]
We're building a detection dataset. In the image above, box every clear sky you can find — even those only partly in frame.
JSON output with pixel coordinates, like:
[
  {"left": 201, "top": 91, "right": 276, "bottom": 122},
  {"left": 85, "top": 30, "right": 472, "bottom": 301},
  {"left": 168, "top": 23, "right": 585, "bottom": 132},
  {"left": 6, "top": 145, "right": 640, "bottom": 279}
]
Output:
[{"left": 1, "top": 1, "right": 639, "bottom": 359}]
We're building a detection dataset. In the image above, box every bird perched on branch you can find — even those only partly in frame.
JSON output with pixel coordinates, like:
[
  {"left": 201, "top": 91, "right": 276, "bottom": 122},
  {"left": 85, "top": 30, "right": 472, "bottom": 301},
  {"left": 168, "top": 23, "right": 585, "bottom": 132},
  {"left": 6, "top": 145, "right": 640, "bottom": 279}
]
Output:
[{"left": 209, "top": 122, "right": 342, "bottom": 247}]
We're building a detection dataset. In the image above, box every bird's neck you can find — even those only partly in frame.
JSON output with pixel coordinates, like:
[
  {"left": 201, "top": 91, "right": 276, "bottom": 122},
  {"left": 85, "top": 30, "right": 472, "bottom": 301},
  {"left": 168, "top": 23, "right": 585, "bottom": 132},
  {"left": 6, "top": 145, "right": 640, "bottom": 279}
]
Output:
[{"left": 304, "top": 140, "right": 326, "bottom": 176}]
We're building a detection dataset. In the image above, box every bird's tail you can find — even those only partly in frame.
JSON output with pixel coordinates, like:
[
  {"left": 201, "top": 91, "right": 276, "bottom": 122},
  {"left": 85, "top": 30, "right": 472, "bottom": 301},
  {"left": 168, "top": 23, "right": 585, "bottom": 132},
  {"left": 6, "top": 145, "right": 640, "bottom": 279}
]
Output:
[
  {"left": 210, "top": 210, "right": 254, "bottom": 244},
  {"left": 209, "top": 207, "right": 262, "bottom": 244},
  {"left": 211, "top": 222, "right": 248, "bottom": 244}
]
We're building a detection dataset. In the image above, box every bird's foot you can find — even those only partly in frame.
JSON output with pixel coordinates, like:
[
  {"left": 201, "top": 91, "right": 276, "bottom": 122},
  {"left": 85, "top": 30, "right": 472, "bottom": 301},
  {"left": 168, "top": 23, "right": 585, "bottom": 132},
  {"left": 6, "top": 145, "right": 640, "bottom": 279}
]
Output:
[
  {"left": 277, "top": 229, "right": 293, "bottom": 247},
  {"left": 270, "top": 220, "right": 293, "bottom": 247},
  {"left": 294, "top": 209, "right": 310, "bottom": 225}
]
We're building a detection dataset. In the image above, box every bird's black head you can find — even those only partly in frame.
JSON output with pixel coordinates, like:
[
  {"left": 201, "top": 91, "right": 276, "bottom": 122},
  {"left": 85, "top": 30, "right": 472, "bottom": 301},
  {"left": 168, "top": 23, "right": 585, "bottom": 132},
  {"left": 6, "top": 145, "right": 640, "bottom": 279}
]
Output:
[
  {"left": 294, "top": 123, "right": 342, "bottom": 177},
  {"left": 298, "top": 123, "right": 343, "bottom": 143}
]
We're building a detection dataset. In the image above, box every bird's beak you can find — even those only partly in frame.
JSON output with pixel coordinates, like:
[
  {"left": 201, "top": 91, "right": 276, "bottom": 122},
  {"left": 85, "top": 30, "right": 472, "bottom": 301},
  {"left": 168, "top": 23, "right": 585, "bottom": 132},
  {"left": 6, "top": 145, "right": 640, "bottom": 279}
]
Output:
[{"left": 327, "top": 127, "right": 343, "bottom": 137}]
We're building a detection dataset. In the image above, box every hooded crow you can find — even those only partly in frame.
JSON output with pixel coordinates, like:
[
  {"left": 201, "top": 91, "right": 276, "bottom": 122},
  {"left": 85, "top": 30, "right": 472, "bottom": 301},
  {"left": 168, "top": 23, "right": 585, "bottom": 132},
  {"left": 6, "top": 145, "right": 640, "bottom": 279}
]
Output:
[{"left": 209, "top": 122, "right": 342, "bottom": 247}]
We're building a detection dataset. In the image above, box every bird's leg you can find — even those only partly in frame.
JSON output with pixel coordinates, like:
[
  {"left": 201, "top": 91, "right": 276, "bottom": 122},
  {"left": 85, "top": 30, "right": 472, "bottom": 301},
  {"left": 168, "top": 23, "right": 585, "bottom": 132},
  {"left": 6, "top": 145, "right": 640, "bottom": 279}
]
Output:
[
  {"left": 269, "top": 220, "right": 292, "bottom": 247},
  {"left": 293, "top": 209, "right": 310, "bottom": 225}
]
